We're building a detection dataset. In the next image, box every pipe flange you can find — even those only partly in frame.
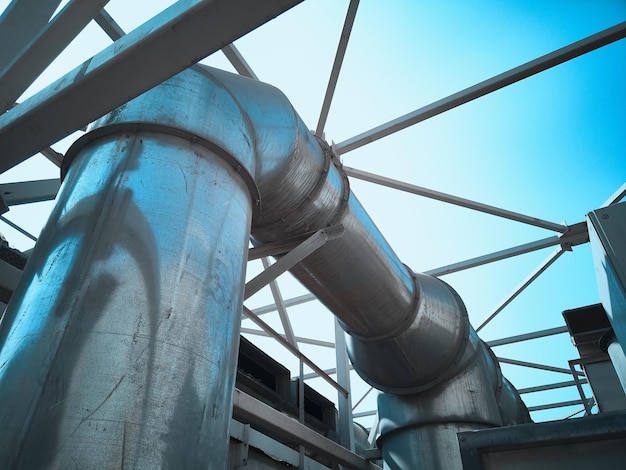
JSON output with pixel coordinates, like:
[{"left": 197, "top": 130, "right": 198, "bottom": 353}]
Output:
[
  {"left": 63, "top": 122, "right": 261, "bottom": 222},
  {"left": 341, "top": 265, "right": 420, "bottom": 343},
  {"left": 322, "top": 140, "right": 351, "bottom": 228}
]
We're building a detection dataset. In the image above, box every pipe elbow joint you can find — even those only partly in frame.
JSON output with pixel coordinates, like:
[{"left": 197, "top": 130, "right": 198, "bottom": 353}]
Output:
[{"left": 346, "top": 273, "right": 473, "bottom": 394}]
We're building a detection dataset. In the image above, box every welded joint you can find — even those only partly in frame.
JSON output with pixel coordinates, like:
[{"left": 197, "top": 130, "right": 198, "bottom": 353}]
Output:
[
  {"left": 232, "top": 423, "right": 250, "bottom": 468},
  {"left": 242, "top": 306, "right": 350, "bottom": 398}
]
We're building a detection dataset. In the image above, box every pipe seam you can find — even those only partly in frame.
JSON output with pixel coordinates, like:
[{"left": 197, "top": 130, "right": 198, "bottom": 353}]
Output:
[{"left": 63, "top": 122, "right": 261, "bottom": 221}]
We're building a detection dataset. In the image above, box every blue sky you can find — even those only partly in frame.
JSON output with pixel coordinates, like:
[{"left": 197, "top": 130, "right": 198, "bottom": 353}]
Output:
[{"left": 1, "top": 0, "right": 625, "bottom": 425}]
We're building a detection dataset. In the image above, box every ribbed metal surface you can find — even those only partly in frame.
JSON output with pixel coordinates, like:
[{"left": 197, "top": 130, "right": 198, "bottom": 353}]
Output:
[{"left": 0, "top": 70, "right": 252, "bottom": 468}]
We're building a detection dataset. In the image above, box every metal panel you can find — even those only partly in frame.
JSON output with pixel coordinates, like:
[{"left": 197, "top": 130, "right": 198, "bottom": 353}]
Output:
[{"left": 587, "top": 203, "right": 626, "bottom": 361}]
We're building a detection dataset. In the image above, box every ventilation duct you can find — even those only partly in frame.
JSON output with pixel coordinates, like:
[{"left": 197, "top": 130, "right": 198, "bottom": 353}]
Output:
[{"left": 0, "top": 66, "right": 529, "bottom": 468}]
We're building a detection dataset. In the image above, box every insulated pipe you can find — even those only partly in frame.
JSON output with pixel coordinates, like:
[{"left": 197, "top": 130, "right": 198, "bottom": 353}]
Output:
[{"left": 0, "top": 69, "right": 253, "bottom": 468}]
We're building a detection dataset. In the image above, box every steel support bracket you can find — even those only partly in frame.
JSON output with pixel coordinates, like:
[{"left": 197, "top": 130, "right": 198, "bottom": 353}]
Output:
[{"left": 244, "top": 224, "right": 345, "bottom": 300}]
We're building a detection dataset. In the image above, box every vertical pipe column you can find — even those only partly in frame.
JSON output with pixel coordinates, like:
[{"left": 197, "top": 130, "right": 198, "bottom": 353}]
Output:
[{"left": 0, "top": 70, "right": 255, "bottom": 468}]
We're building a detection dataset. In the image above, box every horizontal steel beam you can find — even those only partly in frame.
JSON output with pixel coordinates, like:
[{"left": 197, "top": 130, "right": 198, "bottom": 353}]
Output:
[
  {"left": 250, "top": 292, "right": 317, "bottom": 316},
  {"left": 0, "top": 179, "right": 60, "bottom": 206},
  {"left": 0, "top": 0, "right": 304, "bottom": 173},
  {"left": 230, "top": 418, "right": 333, "bottom": 470},
  {"left": 426, "top": 236, "right": 559, "bottom": 277},
  {"left": 248, "top": 238, "right": 303, "bottom": 261},
  {"left": 497, "top": 357, "right": 585, "bottom": 377},
  {"left": 232, "top": 388, "right": 381, "bottom": 470},
  {"left": 240, "top": 327, "right": 335, "bottom": 348},
  {"left": 527, "top": 398, "right": 593, "bottom": 412},
  {"left": 517, "top": 379, "right": 587, "bottom": 395},
  {"left": 40, "top": 147, "right": 63, "bottom": 167},
  {"left": 335, "top": 22, "right": 626, "bottom": 155},
  {"left": 315, "top": 0, "right": 359, "bottom": 137},
  {"left": 486, "top": 326, "right": 569, "bottom": 348}
]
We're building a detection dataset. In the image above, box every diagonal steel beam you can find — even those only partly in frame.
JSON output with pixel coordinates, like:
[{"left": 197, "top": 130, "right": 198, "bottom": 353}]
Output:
[
  {"left": 517, "top": 379, "right": 587, "bottom": 395},
  {"left": 602, "top": 181, "right": 626, "bottom": 207},
  {"left": 0, "top": 0, "right": 62, "bottom": 72},
  {"left": 0, "top": 215, "right": 37, "bottom": 242},
  {"left": 345, "top": 166, "right": 568, "bottom": 232},
  {"left": 335, "top": 21, "right": 626, "bottom": 155},
  {"left": 476, "top": 247, "right": 566, "bottom": 332},
  {"left": 222, "top": 43, "right": 258, "bottom": 80},
  {"left": 249, "top": 292, "right": 317, "bottom": 316},
  {"left": 94, "top": 8, "right": 125, "bottom": 41},
  {"left": 0, "top": 0, "right": 304, "bottom": 173},
  {"left": 315, "top": 0, "right": 359, "bottom": 137},
  {"left": 0, "top": 0, "right": 111, "bottom": 112}
]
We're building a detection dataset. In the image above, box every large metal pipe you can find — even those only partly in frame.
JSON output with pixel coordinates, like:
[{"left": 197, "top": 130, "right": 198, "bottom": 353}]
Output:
[
  {"left": 0, "top": 69, "right": 254, "bottom": 468},
  {"left": 0, "top": 65, "right": 529, "bottom": 467}
]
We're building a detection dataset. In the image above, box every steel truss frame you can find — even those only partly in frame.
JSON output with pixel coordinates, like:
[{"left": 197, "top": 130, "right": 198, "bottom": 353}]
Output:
[{"left": 0, "top": 0, "right": 624, "bottom": 462}]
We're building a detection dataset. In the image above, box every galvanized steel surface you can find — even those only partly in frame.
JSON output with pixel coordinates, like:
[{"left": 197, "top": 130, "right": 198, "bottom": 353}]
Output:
[{"left": 0, "top": 87, "right": 252, "bottom": 467}]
